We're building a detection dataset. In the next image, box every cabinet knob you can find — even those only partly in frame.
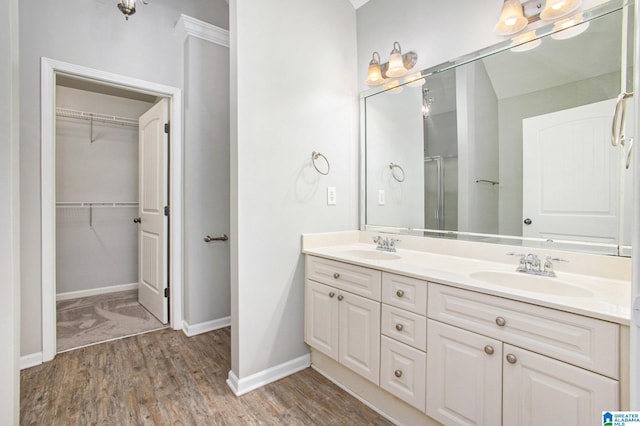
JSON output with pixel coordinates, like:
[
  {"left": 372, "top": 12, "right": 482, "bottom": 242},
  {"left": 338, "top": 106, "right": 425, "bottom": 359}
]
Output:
[
  {"left": 394, "top": 369, "right": 403, "bottom": 378},
  {"left": 506, "top": 353, "right": 518, "bottom": 364},
  {"left": 396, "top": 289, "right": 405, "bottom": 298},
  {"left": 337, "top": 295, "right": 344, "bottom": 301},
  {"left": 329, "top": 292, "right": 335, "bottom": 298},
  {"left": 395, "top": 323, "right": 404, "bottom": 331},
  {"left": 333, "top": 273, "right": 340, "bottom": 279},
  {"left": 495, "top": 317, "right": 506, "bottom": 327},
  {"left": 484, "top": 345, "right": 494, "bottom": 355}
]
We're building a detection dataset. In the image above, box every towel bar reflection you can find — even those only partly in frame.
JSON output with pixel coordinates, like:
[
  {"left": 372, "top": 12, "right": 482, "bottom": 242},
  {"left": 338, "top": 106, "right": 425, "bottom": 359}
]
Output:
[
  {"left": 311, "top": 151, "right": 330, "bottom": 175},
  {"left": 475, "top": 178, "right": 499, "bottom": 186},
  {"left": 204, "top": 234, "right": 229, "bottom": 243}
]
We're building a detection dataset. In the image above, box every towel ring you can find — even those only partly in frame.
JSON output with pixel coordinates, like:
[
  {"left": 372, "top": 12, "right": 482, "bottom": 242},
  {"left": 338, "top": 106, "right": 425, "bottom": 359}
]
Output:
[
  {"left": 389, "top": 163, "right": 405, "bottom": 182},
  {"left": 312, "top": 151, "right": 330, "bottom": 175}
]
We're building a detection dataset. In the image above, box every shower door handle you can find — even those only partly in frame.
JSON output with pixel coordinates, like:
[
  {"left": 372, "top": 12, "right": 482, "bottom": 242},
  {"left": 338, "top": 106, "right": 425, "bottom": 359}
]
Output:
[{"left": 133, "top": 217, "right": 141, "bottom": 224}]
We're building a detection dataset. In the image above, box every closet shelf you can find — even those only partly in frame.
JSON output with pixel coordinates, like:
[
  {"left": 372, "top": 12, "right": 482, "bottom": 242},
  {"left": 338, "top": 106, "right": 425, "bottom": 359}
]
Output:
[
  {"left": 56, "top": 107, "right": 139, "bottom": 128},
  {"left": 56, "top": 202, "right": 138, "bottom": 208}
]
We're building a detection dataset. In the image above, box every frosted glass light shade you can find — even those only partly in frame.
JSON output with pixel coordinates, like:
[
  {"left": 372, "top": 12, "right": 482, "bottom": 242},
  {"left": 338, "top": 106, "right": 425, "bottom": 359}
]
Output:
[
  {"left": 540, "top": 0, "right": 582, "bottom": 21},
  {"left": 551, "top": 14, "right": 589, "bottom": 40},
  {"left": 383, "top": 79, "right": 403, "bottom": 94},
  {"left": 494, "top": 0, "right": 528, "bottom": 36},
  {"left": 405, "top": 72, "right": 426, "bottom": 87},
  {"left": 510, "top": 31, "right": 541, "bottom": 52},
  {"left": 365, "top": 63, "right": 384, "bottom": 86},
  {"left": 386, "top": 52, "right": 407, "bottom": 78}
]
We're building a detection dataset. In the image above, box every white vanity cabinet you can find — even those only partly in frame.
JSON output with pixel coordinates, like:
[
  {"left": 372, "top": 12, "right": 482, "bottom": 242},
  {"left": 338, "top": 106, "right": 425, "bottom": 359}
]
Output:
[
  {"left": 427, "top": 283, "right": 620, "bottom": 426},
  {"left": 304, "top": 256, "right": 381, "bottom": 384}
]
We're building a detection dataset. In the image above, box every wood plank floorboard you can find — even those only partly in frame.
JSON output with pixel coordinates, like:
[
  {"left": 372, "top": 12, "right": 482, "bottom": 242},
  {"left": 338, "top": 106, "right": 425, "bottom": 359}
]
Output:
[{"left": 21, "top": 327, "right": 393, "bottom": 425}]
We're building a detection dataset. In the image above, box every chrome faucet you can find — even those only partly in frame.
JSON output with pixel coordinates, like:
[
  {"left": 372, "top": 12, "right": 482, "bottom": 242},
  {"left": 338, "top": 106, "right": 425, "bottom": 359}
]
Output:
[
  {"left": 507, "top": 253, "right": 568, "bottom": 277},
  {"left": 373, "top": 236, "right": 400, "bottom": 252}
]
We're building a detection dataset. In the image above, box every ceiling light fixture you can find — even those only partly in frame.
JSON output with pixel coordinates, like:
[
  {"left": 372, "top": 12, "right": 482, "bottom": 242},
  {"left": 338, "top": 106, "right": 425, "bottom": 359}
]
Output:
[
  {"left": 364, "top": 41, "right": 418, "bottom": 87},
  {"left": 117, "top": 0, "right": 151, "bottom": 20}
]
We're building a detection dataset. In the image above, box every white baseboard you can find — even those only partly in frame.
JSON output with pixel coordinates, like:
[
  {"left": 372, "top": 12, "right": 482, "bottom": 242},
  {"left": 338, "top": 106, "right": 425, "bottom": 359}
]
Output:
[
  {"left": 56, "top": 282, "right": 139, "bottom": 301},
  {"left": 226, "top": 353, "right": 311, "bottom": 396},
  {"left": 182, "top": 316, "right": 231, "bottom": 337},
  {"left": 20, "top": 352, "right": 43, "bottom": 370}
]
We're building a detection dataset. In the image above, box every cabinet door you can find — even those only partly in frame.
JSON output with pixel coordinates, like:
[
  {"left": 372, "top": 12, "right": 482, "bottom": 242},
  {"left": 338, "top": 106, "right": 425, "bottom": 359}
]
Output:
[
  {"left": 339, "top": 291, "right": 381, "bottom": 385},
  {"left": 304, "top": 280, "right": 339, "bottom": 360},
  {"left": 380, "top": 336, "right": 426, "bottom": 411},
  {"left": 427, "top": 320, "right": 502, "bottom": 426},
  {"left": 502, "top": 344, "right": 619, "bottom": 426}
]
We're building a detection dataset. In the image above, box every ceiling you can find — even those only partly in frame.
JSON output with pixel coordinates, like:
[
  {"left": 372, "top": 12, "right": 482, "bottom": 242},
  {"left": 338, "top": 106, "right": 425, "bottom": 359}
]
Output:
[{"left": 350, "top": 0, "right": 371, "bottom": 9}]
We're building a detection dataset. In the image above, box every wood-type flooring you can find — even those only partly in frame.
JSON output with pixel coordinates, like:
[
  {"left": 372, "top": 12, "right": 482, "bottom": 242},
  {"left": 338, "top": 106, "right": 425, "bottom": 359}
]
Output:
[{"left": 20, "top": 327, "right": 393, "bottom": 425}]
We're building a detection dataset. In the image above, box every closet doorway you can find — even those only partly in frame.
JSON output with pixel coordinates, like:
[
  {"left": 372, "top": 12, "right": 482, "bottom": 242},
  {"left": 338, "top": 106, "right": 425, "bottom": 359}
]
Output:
[
  {"left": 41, "top": 58, "right": 185, "bottom": 362},
  {"left": 54, "top": 77, "right": 169, "bottom": 352}
]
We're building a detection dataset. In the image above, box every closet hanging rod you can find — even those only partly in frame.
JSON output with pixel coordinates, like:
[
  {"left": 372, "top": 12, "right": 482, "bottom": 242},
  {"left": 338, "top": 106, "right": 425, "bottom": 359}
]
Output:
[
  {"left": 56, "top": 107, "right": 139, "bottom": 127},
  {"left": 56, "top": 201, "right": 139, "bottom": 207}
]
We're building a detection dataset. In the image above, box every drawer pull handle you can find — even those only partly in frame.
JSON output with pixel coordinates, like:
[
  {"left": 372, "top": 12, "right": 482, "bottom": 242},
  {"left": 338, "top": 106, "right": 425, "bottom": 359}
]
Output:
[
  {"left": 329, "top": 292, "right": 335, "bottom": 298},
  {"left": 484, "top": 345, "right": 494, "bottom": 355},
  {"left": 337, "top": 295, "right": 344, "bottom": 301},
  {"left": 495, "top": 317, "right": 506, "bottom": 327},
  {"left": 394, "top": 369, "right": 403, "bottom": 378},
  {"left": 396, "top": 289, "right": 405, "bottom": 298},
  {"left": 395, "top": 323, "right": 404, "bottom": 331},
  {"left": 506, "top": 353, "right": 517, "bottom": 364},
  {"left": 333, "top": 273, "right": 340, "bottom": 279}
]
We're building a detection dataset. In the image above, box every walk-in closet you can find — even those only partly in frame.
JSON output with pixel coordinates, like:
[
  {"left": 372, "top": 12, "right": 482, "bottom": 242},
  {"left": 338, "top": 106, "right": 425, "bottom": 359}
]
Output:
[{"left": 55, "top": 76, "right": 167, "bottom": 352}]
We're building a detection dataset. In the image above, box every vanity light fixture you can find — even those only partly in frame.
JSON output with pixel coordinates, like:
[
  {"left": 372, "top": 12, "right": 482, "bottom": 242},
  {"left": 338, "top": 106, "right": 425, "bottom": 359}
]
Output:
[
  {"left": 384, "top": 79, "right": 403, "bottom": 94},
  {"left": 364, "top": 41, "right": 418, "bottom": 87},
  {"left": 494, "top": 0, "right": 585, "bottom": 38},
  {"left": 510, "top": 30, "right": 542, "bottom": 52},
  {"left": 494, "top": 0, "right": 528, "bottom": 36},
  {"left": 405, "top": 72, "right": 426, "bottom": 87},
  {"left": 550, "top": 13, "right": 590, "bottom": 39},
  {"left": 117, "top": 0, "right": 151, "bottom": 20},
  {"left": 540, "top": 0, "right": 582, "bottom": 21}
]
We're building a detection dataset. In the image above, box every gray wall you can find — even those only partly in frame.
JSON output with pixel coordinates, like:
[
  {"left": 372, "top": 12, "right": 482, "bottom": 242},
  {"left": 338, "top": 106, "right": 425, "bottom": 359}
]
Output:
[
  {"left": 231, "top": 0, "right": 358, "bottom": 380},
  {"left": 0, "top": 0, "right": 20, "bottom": 421},
  {"left": 183, "top": 36, "right": 230, "bottom": 326},
  {"left": 56, "top": 87, "right": 151, "bottom": 294},
  {"left": 20, "top": 0, "right": 228, "bottom": 356}
]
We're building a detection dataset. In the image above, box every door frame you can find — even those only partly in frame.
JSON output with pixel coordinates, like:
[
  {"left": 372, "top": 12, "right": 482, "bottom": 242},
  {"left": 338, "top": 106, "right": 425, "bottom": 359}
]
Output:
[{"left": 41, "top": 57, "right": 184, "bottom": 362}]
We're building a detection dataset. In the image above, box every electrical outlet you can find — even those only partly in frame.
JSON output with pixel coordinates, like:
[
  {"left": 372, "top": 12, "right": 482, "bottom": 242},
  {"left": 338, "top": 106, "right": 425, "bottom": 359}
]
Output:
[
  {"left": 327, "top": 187, "right": 337, "bottom": 205},
  {"left": 378, "top": 189, "right": 385, "bottom": 205}
]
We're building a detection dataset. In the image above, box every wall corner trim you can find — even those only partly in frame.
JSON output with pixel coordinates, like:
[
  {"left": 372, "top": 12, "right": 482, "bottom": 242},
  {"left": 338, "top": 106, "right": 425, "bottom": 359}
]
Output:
[
  {"left": 175, "top": 14, "right": 230, "bottom": 47},
  {"left": 225, "top": 353, "right": 311, "bottom": 396},
  {"left": 182, "top": 316, "right": 231, "bottom": 337},
  {"left": 20, "top": 352, "right": 43, "bottom": 370}
]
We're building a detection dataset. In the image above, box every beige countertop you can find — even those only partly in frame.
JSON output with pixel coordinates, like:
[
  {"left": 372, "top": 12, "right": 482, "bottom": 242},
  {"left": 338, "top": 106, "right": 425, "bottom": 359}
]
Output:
[{"left": 303, "top": 234, "right": 631, "bottom": 325}]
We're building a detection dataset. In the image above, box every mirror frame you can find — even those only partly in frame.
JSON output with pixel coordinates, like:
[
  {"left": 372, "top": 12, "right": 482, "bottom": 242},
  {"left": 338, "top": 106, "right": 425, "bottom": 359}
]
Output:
[{"left": 358, "top": 0, "right": 633, "bottom": 256}]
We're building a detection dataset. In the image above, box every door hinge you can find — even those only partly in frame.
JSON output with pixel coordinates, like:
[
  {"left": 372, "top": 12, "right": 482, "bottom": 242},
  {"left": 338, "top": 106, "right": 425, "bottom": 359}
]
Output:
[
  {"left": 164, "top": 287, "right": 170, "bottom": 298},
  {"left": 164, "top": 205, "right": 170, "bottom": 216},
  {"left": 164, "top": 123, "right": 170, "bottom": 134}
]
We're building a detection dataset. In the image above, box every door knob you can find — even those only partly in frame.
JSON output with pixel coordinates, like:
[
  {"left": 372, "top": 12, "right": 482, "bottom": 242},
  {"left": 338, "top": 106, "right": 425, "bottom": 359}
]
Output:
[
  {"left": 133, "top": 217, "right": 141, "bottom": 223},
  {"left": 523, "top": 218, "right": 532, "bottom": 225}
]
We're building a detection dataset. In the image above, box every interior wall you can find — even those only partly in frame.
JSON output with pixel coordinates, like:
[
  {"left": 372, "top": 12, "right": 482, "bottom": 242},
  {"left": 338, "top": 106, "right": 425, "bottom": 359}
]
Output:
[
  {"left": 183, "top": 35, "right": 231, "bottom": 327},
  {"left": 497, "top": 71, "right": 620, "bottom": 236},
  {"left": 19, "top": 0, "right": 228, "bottom": 356},
  {"left": 366, "top": 87, "right": 424, "bottom": 229},
  {"left": 55, "top": 87, "right": 152, "bottom": 295},
  {"left": 0, "top": 0, "right": 20, "bottom": 421},
  {"left": 231, "top": 0, "right": 358, "bottom": 380}
]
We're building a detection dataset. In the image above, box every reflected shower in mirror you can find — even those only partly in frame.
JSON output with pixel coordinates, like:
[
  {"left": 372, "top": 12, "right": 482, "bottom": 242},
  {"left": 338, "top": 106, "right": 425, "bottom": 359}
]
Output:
[{"left": 362, "top": 3, "right": 634, "bottom": 256}]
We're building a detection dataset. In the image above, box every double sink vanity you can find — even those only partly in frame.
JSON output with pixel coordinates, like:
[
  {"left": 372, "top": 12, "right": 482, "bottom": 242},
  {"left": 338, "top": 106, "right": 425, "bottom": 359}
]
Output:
[{"left": 302, "top": 231, "right": 631, "bottom": 425}]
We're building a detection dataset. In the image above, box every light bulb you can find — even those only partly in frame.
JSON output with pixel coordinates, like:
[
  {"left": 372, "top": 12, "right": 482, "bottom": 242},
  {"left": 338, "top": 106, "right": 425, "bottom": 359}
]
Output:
[{"left": 494, "top": 0, "right": 528, "bottom": 36}]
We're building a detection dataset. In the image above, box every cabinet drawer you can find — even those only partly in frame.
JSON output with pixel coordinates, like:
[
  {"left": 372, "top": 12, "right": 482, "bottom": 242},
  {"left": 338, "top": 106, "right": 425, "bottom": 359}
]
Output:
[
  {"left": 382, "top": 273, "right": 427, "bottom": 315},
  {"left": 306, "top": 255, "right": 381, "bottom": 300},
  {"left": 381, "top": 304, "right": 427, "bottom": 351},
  {"left": 380, "top": 336, "right": 426, "bottom": 412},
  {"left": 428, "top": 283, "right": 619, "bottom": 379}
]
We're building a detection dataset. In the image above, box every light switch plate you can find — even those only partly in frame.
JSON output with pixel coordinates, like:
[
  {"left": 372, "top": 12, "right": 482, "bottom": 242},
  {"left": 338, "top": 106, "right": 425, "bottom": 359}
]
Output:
[
  {"left": 378, "top": 189, "right": 385, "bottom": 205},
  {"left": 327, "top": 187, "right": 337, "bottom": 205}
]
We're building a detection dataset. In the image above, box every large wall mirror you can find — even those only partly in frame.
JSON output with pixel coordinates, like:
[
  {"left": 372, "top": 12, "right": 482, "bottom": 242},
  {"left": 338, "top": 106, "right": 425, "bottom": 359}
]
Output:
[{"left": 361, "top": 1, "right": 635, "bottom": 256}]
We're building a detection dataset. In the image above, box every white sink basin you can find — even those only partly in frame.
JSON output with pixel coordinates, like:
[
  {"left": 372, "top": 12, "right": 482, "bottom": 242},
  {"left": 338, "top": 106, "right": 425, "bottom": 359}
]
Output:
[
  {"left": 341, "top": 249, "right": 401, "bottom": 261},
  {"left": 469, "top": 271, "right": 594, "bottom": 298}
]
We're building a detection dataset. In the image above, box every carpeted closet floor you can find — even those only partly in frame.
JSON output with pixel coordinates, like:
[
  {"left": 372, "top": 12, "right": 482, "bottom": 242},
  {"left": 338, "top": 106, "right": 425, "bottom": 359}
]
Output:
[{"left": 56, "top": 289, "right": 167, "bottom": 352}]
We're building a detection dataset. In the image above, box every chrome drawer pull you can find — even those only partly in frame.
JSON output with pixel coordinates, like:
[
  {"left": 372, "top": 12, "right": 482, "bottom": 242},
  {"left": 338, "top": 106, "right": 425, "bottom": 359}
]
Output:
[
  {"left": 484, "top": 345, "right": 494, "bottom": 355},
  {"left": 495, "top": 317, "right": 506, "bottom": 327},
  {"left": 394, "top": 369, "right": 403, "bottom": 378},
  {"left": 337, "top": 295, "right": 344, "bottom": 301},
  {"left": 395, "top": 323, "right": 404, "bottom": 331},
  {"left": 329, "top": 292, "right": 335, "bottom": 298},
  {"left": 506, "top": 353, "right": 517, "bottom": 364},
  {"left": 333, "top": 272, "right": 340, "bottom": 279},
  {"left": 396, "top": 289, "right": 405, "bottom": 298}
]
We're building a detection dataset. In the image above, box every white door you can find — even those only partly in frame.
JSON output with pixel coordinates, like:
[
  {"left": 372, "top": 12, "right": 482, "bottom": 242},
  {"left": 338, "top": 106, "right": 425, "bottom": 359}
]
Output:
[
  {"left": 304, "top": 280, "right": 339, "bottom": 360},
  {"left": 426, "top": 320, "right": 502, "bottom": 426},
  {"left": 522, "top": 99, "right": 620, "bottom": 244},
  {"left": 339, "top": 291, "right": 380, "bottom": 385},
  {"left": 138, "top": 99, "right": 169, "bottom": 323},
  {"left": 502, "top": 344, "right": 618, "bottom": 426}
]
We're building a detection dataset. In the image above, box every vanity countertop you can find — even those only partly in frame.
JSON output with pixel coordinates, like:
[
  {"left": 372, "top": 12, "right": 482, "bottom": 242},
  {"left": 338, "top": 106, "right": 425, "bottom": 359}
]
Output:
[{"left": 303, "top": 241, "right": 631, "bottom": 325}]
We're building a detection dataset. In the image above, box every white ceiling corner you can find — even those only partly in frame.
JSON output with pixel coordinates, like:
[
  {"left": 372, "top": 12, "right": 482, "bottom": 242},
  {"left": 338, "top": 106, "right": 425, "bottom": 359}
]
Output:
[{"left": 349, "top": 0, "right": 372, "bottom": 9}]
